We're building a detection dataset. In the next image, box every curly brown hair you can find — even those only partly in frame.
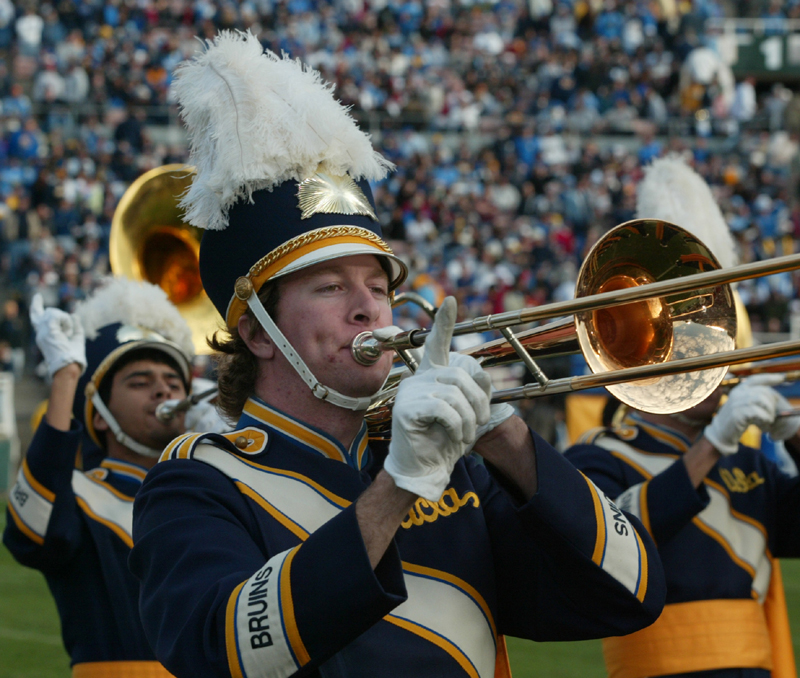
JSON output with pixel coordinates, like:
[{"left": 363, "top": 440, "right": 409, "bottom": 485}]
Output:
[{"left": 207, "top": 280, "right": 282, "bottom": 421}]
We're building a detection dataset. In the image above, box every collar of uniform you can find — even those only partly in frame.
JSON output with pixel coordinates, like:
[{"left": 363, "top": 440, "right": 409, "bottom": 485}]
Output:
[
  {"left": 625, "top": 412, "right": 691, "bottom": 453},
  {"left": 239, "top": 396, "right": 370, "bottom": 471},
  {"left": 99, "top": 458, "right": 149, "bottom": 483}
]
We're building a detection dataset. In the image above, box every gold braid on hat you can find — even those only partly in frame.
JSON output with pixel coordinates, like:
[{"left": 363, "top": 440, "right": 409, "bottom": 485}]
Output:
[{"left": 248, "top": 226, "right": 394, "bottom": 279}]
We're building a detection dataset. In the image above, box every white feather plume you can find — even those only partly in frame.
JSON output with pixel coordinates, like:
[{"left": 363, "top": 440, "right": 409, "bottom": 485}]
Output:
[
  {"left": 172, "top": 30, "right": 394, "bottom": 230},
  {"left": 636, "top": 155, "right": 738, "bottom": 268},
  {"left": 76, "top": 277, "right": 194, "bottom": 358}
]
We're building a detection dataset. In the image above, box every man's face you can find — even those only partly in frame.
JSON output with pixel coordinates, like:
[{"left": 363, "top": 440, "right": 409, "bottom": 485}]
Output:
[
  {"left": 272, "top": 255, "right": 394, "bottom": 397},
  {"left": 96, "top": 358, "right": 187, "bottom": 453}
]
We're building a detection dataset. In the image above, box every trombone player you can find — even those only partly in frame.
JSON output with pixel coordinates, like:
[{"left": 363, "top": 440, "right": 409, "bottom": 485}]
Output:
[
  {"left": 566, "top": 156, "right": 800, "bottom": 678},
  {"left": 567, "top": 375, "right": 800, "bottom": 678},
  {"left": 3, "top": 278, "right": 194, "bottom": 677},
  {"left": 129, "top": 31, "right": 666, "bottom": 678}
]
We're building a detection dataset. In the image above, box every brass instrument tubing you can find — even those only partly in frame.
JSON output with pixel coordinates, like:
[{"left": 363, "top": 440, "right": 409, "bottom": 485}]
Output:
[
  {"left": 722, "top": 370, "right": 800, "bottom": 388},
  {"left": 397, "top": 349, "right": 419, "bottom": 372},
  {"left": 500, "top": 327, "right": 548, "bottom": 388},
  {"left": 155, "top": 386, "right": 218, "bottom": 422},
  {"left": 490, "top": 338, "right": 800, "bottom": 403},
  {"left": 393, "top": 291, "right": 438, "bottom": 319}
]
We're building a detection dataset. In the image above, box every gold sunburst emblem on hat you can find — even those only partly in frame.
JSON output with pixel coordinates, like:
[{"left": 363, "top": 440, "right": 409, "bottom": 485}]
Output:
[{"left": 297, "top": 172, "right": 378, "bottom": 222}]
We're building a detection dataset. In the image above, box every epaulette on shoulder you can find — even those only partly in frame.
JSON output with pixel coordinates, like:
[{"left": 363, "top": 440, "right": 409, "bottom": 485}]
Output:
[
  {"left": 158, "top": 426, "right": 268, "bottom": 463},
  {"left": 575, "top": 422, "right": 640, "bottom": 445},
  {"left": 575, "top": 427, "right": 610, "bottom": 445}
]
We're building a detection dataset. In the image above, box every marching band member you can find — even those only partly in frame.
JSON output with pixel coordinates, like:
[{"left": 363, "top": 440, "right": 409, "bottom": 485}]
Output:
[
  {"left": 3, "top": 278, "right": 195, "bottom": 677},
  {"left": 567, "top": 378, "right": 800, "bottom": 678},
  {"left": 129, "top": 31, "right": 665, "bottom": 678},
  {"left": 566, "top": 156, "right": 800, "bottom": 678}
]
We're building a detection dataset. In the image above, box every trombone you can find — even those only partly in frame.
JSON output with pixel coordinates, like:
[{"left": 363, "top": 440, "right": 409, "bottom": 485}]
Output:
[
  {"left": 724, "top": 358, "right": 800, "bottom": 387},
  {"left": 358, "top": 219, "right": 800, "bottom": 432}
]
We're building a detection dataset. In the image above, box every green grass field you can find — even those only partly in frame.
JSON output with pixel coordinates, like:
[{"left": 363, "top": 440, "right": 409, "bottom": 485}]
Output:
[{"left": 2, "top": 503, "right": 800, "bottom": 678}]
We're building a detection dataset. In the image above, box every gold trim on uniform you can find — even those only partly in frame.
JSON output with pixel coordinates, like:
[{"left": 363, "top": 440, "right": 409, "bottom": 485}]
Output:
[
  {"left": 72, "top": 661, "right": 176, "bottom": 678},
  {"left": 248, "top": 226, "right": 393, "bottom": 280}
]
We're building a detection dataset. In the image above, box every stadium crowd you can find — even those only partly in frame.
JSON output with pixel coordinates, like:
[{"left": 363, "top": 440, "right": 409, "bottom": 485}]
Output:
[{"left": 0, "top": 0, "right": 799, "bottom": 399}]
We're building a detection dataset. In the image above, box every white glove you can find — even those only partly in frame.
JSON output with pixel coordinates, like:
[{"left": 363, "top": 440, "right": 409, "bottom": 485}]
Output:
[
  {"left": 447, "top": 352, "right": 515, "bottom": 445},
  {"left": 743, "top": 373, "right": 800, "bottom": 441},
  {"left": 384, "top": 297, "right": 491, "bottom": 501},
  {"left": 29, "top": 294, "right": 87, "bottom": 379},
  {"left": 704, "top": 374, "right": 782, "bottom": 455},
  {"left": 372, "top": 326, "right": 515, "bottom": 444}
]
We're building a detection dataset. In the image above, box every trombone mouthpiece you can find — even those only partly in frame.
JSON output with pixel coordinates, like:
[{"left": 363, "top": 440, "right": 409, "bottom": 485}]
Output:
[
  {"left": 352, "top": 328, "right": 424, "bottom": 365},
  {"left": 351, "top": 331, "right": 383, "bottom": 365},
  {"left": 155, "top": 400, "right": 180, "bottom": 422}
]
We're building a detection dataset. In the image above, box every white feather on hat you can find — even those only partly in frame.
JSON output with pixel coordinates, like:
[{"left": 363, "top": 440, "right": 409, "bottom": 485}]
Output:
[
  {"left": 172, "top": 30, "right": 394, "bottom": 231},
  {"left": 636, "top": 155, "right": 738, "bottom": 269},
  {"left": 75, "top": 277, "right": 194, "bottom": 358}
]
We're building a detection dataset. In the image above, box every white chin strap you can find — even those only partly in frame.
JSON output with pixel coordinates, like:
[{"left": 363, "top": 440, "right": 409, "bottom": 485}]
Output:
[
  {"left": 244, "top": 290, "right": 374, "bottom": 411},
  {"left": 90, "top": 391, "right": 163, "bottom": 458}
]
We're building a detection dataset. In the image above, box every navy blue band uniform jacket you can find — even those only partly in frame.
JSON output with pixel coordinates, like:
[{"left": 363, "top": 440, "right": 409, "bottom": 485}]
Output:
[
  {"left": 129, "top": 396, "right": 666, "bottom": 678},
  {"left": 3, "top": 420, "right": 170, "bottom": 675},
  {"left": 565, "top": 412, "right": 800, "bottom": 678}
]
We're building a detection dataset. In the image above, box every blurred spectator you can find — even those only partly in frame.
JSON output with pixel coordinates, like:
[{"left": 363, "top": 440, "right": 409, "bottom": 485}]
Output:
[
  {"left": 114, "top": 109, "right": 147, "bottom": 153},
  {"left": 678, "top": 45, "right": 735, "bottom": 115},
  {"left": 765, "top": 83, "right": 792, "bottom": 131},
  {"left": 7, "top": 117, "right": 43, "bottom": 160},
  {"left": 14, "top": 5, "right": 42, "bottom": 57},
  {"left": 550, "top": 3, "right": 579, "bottom": 49},
  {"left": 0, "top": 298, "right": 26, "bottom": 377},
  {"left": 2, "top": 83, "right": 31, "bottom": 118},
  {"left": 594, "top": 1, "right": 625, "bottom": 41},
  {"left": 730, "top": 76, "right": 757, "bottom": 122},
  {"left": 32, "top": 55, "right": 65, "bottom": 102},
  {"left": 637, "top": 128, "right": 663, "bottom": 165},
  {"left": 0, "top": 0, "right": 13, "bottom": 50},
  {"left": 761, "top": 0, "right": 788, "bottom": 35},
  {"left": 63, "top": 62, "right": 90, "bottom": 104}
]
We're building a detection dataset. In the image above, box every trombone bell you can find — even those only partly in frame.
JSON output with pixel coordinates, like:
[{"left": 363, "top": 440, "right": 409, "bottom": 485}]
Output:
[
  {"left": 575, "top": 220, "right": 736, "bottom": 413},
  {"left": 590, "top": 270, "right": 672, "bottom": 368}
]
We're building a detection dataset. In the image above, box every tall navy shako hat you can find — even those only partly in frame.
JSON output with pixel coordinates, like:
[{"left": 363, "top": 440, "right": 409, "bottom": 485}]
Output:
[
  {"left": 73, "top": 278, "right": 194, "bottom": 454},
  {"left": 200, "top": 174, "right": 404, "bottom": 329},
  {"left": 172, "top": 30, "right": 408, "bottom": 333}
]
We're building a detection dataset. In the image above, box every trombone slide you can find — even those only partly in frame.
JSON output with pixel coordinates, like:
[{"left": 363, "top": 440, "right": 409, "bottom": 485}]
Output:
[{"left": 492, "top": 339, "right": 800, "bottom": 402}]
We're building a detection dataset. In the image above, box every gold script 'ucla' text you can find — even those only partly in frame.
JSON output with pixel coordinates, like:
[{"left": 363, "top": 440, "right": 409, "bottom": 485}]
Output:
[{"left": 401, "top": 489, "right": 480, "bottom": 529}]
